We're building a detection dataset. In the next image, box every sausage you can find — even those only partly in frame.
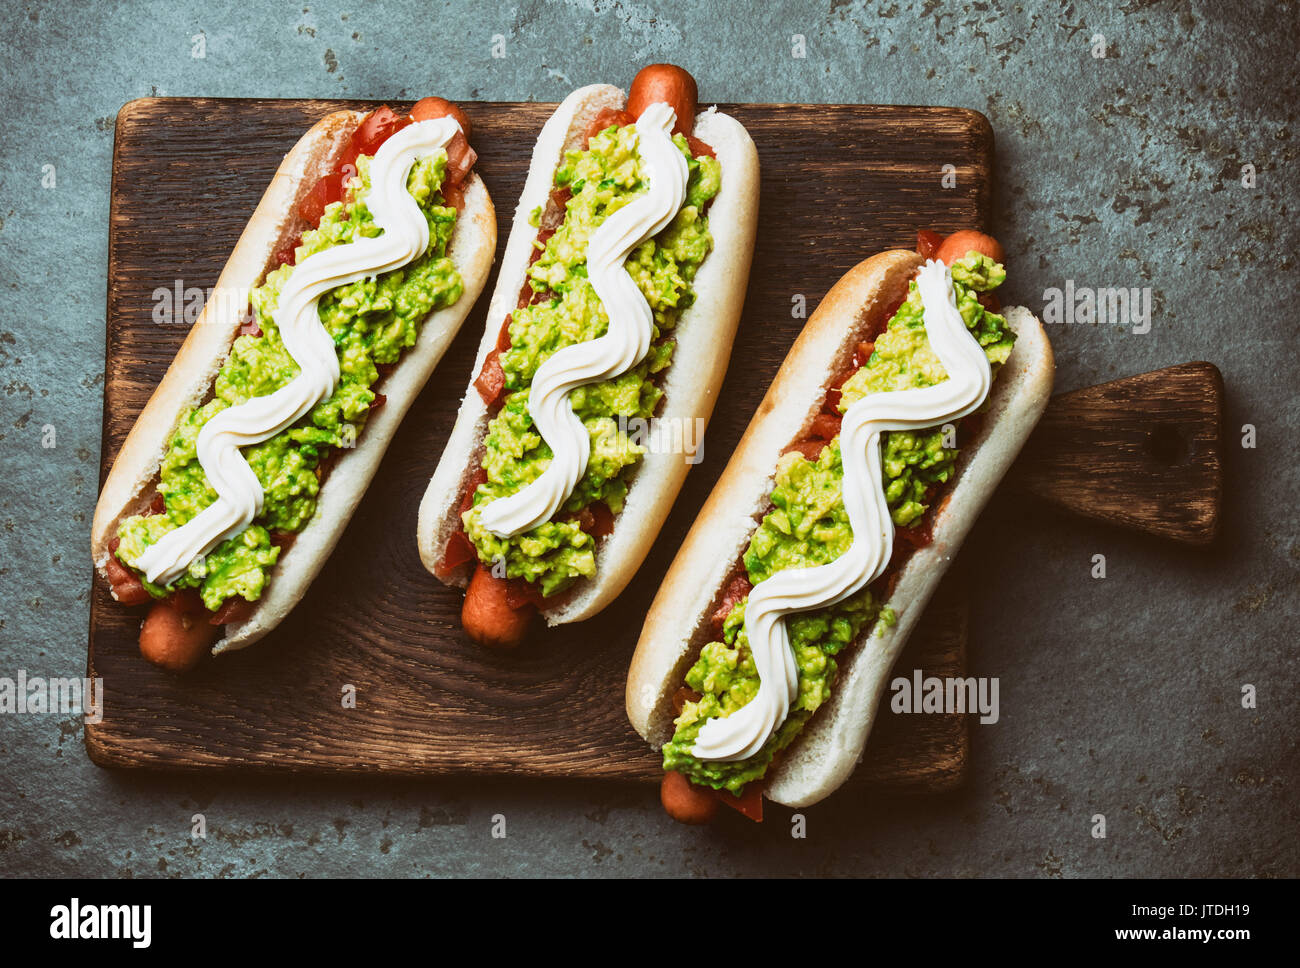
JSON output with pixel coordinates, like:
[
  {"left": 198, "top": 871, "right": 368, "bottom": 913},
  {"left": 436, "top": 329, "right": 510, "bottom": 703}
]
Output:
[
  {"left": 138, "top": 598, "right": 219, "bottom": 673},
  {"left": 409, "top": 97, "right": 472, "bottom": 141},
  {"left": 626, "top": 64, "right": 698, "bottom": 136},
  {"left": 660, "top": 770, "right": 718, "bottom": 824},
  {"left": 934, "top": 230, "right": 1005, "bottom": 267},
  {"left": 462, "top": 564, "right": 534, "bottom": 649}
]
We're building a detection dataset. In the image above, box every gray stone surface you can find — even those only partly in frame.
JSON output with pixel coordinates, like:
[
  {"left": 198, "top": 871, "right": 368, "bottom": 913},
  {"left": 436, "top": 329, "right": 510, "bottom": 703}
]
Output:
[{"left": 0, "top": 0, "right": 1295, "bottom": 878}]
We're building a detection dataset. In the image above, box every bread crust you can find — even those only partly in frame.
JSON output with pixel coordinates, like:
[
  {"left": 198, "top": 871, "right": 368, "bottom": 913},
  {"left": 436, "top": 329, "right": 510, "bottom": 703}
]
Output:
[
  {"left": 625, "top": 252, "right": 1054, "bottom": 808},
  {"left": 416, "top": 87, "right": 759, "bottom": 625},
  {"left": 91, "top": 109, "right": 497, "bottom": 653}
]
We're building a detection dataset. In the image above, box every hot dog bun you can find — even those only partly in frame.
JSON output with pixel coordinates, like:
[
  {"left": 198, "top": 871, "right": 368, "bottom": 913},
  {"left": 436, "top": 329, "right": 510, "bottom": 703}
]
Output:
[
  {"left": 91, "top": 107, "right": 496, "bottom": 654},
  {"left": 417, "top": 82, "right": 759, "bottom": 625},
  {"left": 625, "top": 250, "right": 1054, "bottom": 808}
]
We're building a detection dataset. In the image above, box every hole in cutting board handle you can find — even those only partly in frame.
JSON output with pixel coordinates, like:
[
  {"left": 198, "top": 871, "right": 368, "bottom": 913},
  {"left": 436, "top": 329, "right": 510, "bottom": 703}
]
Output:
[{"left": 1144, "top": 424, "right": 1189, "bottom": 465}]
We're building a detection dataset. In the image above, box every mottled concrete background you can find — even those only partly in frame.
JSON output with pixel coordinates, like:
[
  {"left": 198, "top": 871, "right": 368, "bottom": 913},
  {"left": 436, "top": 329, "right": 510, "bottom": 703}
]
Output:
[{"left": 1, "top": 0, "right": 1296, "bottom": 878}]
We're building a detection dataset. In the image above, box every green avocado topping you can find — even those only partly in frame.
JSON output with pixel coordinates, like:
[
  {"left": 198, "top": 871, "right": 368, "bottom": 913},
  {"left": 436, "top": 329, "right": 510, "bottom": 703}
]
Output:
[
  {"left": 662, "top": 252, "right": 1013, "bottom": 793},
  {"left": 115, "top": 150, "right": 464, "bottom": 611},
  {"left": 462, "top": 123, "right": 722, "bottom": 598}
]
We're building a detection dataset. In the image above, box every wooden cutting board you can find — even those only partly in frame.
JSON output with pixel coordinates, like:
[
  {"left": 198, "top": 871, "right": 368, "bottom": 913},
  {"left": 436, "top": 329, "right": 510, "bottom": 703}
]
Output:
[{"left": 87, "top": 98, "right": 997, "bottom": 792}]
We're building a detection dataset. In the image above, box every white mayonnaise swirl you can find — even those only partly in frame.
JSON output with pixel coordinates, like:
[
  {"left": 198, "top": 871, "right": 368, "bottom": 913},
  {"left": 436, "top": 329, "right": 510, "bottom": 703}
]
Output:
[
  {"left": 135, "top": 117, "right": 461, "bottom": 586},
  {"left": 477, "top": 102, "right": 688, "bottom": 538},
  {"left": 690, "top": 261, "right": 994, "bottom": 761}
]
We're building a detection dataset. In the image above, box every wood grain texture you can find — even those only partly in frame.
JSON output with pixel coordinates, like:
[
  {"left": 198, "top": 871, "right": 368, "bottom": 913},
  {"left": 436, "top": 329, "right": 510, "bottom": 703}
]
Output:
[
  {"left": 1007, "top": 362, "right": 1224, "bottom": 544},
  {"left": 88, "top": 98, "right": 994, "bottom": 791}
]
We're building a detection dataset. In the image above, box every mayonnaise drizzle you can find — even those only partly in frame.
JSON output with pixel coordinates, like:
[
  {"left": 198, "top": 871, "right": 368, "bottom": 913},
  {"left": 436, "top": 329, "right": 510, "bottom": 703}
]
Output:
[
  {"left": 690, "top": 261, "right": 994, "bottom": 761},
  {"left": 135, "top": 117, "right": 461, "bottom": 586},
  {"left": 477, "top": 102, "right": 688, "bottom": 538}
]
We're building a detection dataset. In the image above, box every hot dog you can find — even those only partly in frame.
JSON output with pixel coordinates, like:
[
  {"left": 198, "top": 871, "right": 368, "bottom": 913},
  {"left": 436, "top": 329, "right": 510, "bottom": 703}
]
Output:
[
  {"left": 417, "top": 65, "right": 760, "bottom": 645},
  {"left": 91, "top": 100, "right": 497, "bottom": 669},
  {"left": 626, "top": 232, "right": 1055, "bottom": 821},
  {"left": 626, "top": 63, "right": 698, "bottom": 136},
  {"left": 461, "top": 564, "right": 535, "bottom": 649}
]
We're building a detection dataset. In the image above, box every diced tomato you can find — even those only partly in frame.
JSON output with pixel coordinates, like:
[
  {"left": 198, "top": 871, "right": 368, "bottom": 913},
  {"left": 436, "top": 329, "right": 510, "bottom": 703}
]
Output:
[
  {"left": 808, "top": 412, "right": 842, "bottom": 441},
  {"left": 852, "top": 340, "right": 875, "bottom": 369},
  {"left": 319, "top": 170, "right": 348, "bottom": 207},
  {"left": 917, "top": 229, "right": 944, "bottom": 260},
  {"left": 879, "top": 292, "right": 906, "bottom": 333},
  {"left": 297, "top": 170, "right": 347, "bottom": 228},
  {"left": 314, "top": 449, "right": 342, "bottom": 482},
  {"left": 893, "top": 514, "right": 935, "bottom": 555},
  {"left": 715, "top": 783, "right": 764, "bottom": 822},
  {"left": 686, "top": 134, "right": 716, "bottom": 159},
  {"left": 504, "top": 577, "right": 549, "bottom": 611},
  {"left": 436, "top": 530, "right": 477, "bottom": 578},
  {"left": 710, "top": 573, "right": 753, "bottom": 637},
  {"left": 104, "top": 551, "right": 151, "bottom": 606},
  {"left": 273, "top": 236, "right": 299, "bottom": 269},
  {"left": 569, "top": 501, "right": 614, "bottom": 538},
  {"left": 527, "top": 228, "right": 556, "bottom": 268},
  {"left": 238, "top": 309, "right": 263, "bottom": 337},
  {"left": 586, "top": 502, "right": 615, "bottom": 538},
  {"left": 547, "top": 187, "right": 572, "bottom": 221},
  {"left": 168, "top": 588, "right": 208, "bottom": 617},
  {"left": 460, "top": 467, "right": 488, "bottom": 515},
  {"left": 672, "top": 686, "right": 702, "bottom": 715},
  {"left": 570, "top": 506, "right": 595, "bottom": 532},
  {"left": 148, "top": 491, "right": 166, "bottom": 515},
  {"left": 474, "top": 349, "right": 505, "bottom": 406},
  {"left": 496, "top": 315, "right": 513, "bottom": 352},
  {"left": 436, "top": 470, "right": 489, "bottom": 578},
  {"left": 585, "top": 107, "right": 635, "bottom": 146},
  {"left": 783, "top": 438, "right": 827, "bottom": 461},
  {"left": 439, "top": 179, "right": 465, "bottom": 212},
  {"left": 444, "top": 130, "right": 476, "bottom": 187},
  {"left": 209, "top": 596, "right": 255, "bottom": 626},
  {"left": 342, "top": 106, "right": 412, "bottom": 173}
]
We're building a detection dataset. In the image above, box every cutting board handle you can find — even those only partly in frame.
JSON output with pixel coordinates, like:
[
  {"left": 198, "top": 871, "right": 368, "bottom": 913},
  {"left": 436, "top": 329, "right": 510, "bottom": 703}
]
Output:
[{"left": 1005, "top": 362, "right": 1224, "bottom": 545}]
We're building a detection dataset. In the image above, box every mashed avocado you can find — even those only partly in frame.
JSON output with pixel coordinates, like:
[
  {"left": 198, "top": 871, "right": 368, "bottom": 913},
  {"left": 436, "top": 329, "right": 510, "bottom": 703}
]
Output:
[
  {"left": 116, "top": 150, "right": 464, "bottom": 610},
  {"left": 663, "top": 252, "right": 1012, "bottom": 793},
  {"left": 463, "top": 123, "right": 721, "bottom": 597}
]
